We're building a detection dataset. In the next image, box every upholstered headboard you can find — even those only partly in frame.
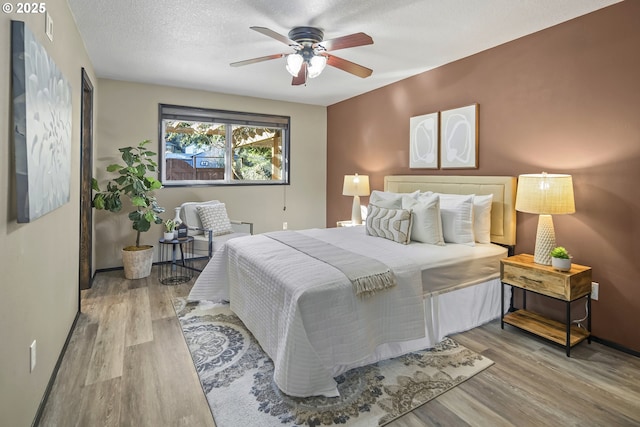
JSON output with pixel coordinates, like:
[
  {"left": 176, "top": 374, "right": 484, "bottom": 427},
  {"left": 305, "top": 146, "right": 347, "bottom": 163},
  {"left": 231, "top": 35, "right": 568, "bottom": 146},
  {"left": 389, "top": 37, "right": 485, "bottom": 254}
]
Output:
[{"left": 384, "top": 175, "right": 517, "bottom": 246}]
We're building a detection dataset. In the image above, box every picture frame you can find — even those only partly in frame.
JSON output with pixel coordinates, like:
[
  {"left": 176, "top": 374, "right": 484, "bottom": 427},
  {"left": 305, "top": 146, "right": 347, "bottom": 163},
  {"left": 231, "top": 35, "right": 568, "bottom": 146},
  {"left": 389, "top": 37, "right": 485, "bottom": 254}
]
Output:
[
  {"left": 11, "top": 20, "right": 73, "bottom": 222},
  {"left": 440, "top": 104, "right": 478, "bottom": 169},
  {"left": 409, "top": 112, "right": 439, "bottom": 169}
]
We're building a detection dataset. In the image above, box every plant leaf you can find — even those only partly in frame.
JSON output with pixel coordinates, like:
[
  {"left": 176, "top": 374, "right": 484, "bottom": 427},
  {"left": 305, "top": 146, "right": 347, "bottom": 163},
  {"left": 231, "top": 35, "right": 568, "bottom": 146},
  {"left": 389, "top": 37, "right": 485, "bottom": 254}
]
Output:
[
  {"left": 92, "top": 194, "right": 105, "bottom": 209},
  {"left": 131, "top": 196, "right": 147, "bottom": 207}
]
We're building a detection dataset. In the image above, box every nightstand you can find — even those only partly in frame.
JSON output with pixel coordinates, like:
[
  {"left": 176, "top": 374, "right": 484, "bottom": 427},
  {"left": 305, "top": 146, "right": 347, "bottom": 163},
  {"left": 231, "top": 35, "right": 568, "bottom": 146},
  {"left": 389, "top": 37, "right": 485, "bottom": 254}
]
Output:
[
  {"left": 336, "top": 220, "right": 359, "bottom": 227},
  {"left": 500, "top": 253, "right": 592, "bottom": 356}
]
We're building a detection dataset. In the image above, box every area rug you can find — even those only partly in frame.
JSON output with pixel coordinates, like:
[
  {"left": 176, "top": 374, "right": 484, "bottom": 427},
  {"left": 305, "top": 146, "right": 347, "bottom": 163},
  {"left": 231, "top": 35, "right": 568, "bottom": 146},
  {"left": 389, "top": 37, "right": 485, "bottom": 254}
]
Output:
[{"left": 174, "top": 298, "right": 493, "bottom": 427}]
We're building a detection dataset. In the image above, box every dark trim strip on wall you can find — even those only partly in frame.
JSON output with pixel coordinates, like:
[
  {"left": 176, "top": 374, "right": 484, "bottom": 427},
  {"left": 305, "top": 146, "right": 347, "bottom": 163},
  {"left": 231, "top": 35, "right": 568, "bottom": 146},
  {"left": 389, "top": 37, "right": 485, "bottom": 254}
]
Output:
[
  {"left": 591, "top": 335, "right": 640, "bottom": 358},
  {"left": 93, "top": 265, "right": 126, "bottom": 273},
  {"left": 31, "top": 310, "right": 81, "bottom": 427},
  {"left": 93, "top": 256, "right": 211, "bottom": 276}
]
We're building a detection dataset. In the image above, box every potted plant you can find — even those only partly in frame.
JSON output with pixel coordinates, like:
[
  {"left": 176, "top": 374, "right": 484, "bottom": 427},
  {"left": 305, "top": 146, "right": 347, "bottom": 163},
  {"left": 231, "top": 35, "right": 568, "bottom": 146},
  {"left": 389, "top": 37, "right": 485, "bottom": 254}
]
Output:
[
  {"left": 92, "top": 139, "right": 165, "bottom": 279},
  {"left": 163, "top": 219, "right": 176, "bottom": 241},
  {"left": 550, "top": 246, "right": 572, "bottom": 272}
]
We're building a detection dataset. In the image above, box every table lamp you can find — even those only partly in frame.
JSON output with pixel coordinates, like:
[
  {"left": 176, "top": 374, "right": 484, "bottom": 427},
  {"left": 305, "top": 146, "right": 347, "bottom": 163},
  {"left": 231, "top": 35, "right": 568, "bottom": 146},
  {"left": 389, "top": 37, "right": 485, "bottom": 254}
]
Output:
[
  {"left": 342, "top": 173, "right": 370, "bottom": 225},
  {"left": 515, "top": 173, "right": 575, "bottom": 265}
]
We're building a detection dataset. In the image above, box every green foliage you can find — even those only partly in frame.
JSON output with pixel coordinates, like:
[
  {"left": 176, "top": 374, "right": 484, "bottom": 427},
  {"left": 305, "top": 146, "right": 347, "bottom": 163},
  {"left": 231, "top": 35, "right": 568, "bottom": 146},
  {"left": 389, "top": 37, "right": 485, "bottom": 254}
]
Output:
[
  {"left": 92, "top": 139, "right": 165, "bottom": 247},
  {"left": 233, "top": 146, "right": 273, "bottom": 180},
  {"left": 164, "top": 219, "right": 176, "bottom": 232},
  {"left": 165, "top": 122, "right": 225, "bottom": 151},
  {"left": 550, "top": 246, "right": 570, "bottom": 259}
]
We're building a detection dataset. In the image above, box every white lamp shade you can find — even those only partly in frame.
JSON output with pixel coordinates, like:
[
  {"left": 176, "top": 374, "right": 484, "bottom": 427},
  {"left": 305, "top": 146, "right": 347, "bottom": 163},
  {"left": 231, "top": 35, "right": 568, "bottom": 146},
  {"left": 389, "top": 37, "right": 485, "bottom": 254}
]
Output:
[
  {"left": 286, "top": 53, "right": 303, "bottom": 77},
  {"left": 308, "top": 55, "right": 327, "bottom": 78},
  {"left": 342, "top": 174, "right": 370, "bottom": 196},
  {"left": 516, "top": 173, "right": 575, "bottom": 215}
]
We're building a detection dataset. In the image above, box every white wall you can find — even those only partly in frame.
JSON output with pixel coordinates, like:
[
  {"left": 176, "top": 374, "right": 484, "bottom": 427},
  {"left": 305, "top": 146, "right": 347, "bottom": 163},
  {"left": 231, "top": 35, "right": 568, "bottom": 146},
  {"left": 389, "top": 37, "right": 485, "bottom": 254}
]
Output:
[
  {"left": 95, "top": 79, "right": 327, "bottom": 269},
  {"left": 0, "top": 4, "right": 97, "bottom": 426}
]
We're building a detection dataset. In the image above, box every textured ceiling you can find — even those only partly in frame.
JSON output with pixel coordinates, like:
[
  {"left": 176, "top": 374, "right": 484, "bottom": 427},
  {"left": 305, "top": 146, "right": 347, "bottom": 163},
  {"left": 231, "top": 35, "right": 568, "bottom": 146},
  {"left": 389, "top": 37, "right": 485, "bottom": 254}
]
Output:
[{"left": 67, "top": 0, "right": 620, "bottom": 106}]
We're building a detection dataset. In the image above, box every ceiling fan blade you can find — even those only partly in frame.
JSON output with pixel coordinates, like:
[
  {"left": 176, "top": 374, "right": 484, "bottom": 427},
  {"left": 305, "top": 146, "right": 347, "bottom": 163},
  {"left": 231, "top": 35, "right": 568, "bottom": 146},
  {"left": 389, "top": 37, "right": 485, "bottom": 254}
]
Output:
[
  {"left": 230, "top": 53, "right": 285, "bottom": 67},
  {"left": 292, "top": 62, "right": 308, "bottom": 86},
  {"left": 326, "top": 55, "right": 373, "bottom": 78},
  {"left": 316, "top": 32, "right": 373, "bottom": 52},
  {"left": 250, "top": 26, "right": 300, "bottom": 47}
]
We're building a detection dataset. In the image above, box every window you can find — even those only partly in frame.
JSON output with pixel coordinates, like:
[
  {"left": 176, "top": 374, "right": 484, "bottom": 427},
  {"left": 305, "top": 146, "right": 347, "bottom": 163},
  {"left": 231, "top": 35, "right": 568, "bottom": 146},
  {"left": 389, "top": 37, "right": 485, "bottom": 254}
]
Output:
[{"left": 158, "top": 104, "right": 290, "bottom": 186}]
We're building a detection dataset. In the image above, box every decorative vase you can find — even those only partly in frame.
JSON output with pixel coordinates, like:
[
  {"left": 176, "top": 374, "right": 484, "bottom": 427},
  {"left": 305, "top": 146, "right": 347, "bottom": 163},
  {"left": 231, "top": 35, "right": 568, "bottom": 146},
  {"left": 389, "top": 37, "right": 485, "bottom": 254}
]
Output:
[
  {"left": 122, "top": 245, "right": 154, "bottom": 279},
  {"left": 173, "top": 207, "right": 182, "bottom": 238},
  {"left": 551, "top": 257, "right": 571, "bottom": 272}
]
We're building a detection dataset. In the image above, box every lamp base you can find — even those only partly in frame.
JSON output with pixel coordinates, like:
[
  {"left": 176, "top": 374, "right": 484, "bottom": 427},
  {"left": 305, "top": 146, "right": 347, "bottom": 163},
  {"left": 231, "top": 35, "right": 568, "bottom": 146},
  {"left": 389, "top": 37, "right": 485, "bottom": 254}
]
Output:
[
  {"left": 534, "top": 214, "right": 556, "bottom": 265},
  {"left": 351, "top": 195, "right": 362, "bottom": 225}
]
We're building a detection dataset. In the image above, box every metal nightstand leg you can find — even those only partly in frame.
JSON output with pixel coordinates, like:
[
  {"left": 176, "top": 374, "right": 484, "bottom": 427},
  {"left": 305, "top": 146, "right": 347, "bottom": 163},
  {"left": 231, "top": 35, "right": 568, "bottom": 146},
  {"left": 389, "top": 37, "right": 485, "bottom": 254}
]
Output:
[
  {"left": 501, "top": 281, "right": 504, "bottom": 329},
  {"left": 566, "top": 302, "right": 571, "bottom": 357}
]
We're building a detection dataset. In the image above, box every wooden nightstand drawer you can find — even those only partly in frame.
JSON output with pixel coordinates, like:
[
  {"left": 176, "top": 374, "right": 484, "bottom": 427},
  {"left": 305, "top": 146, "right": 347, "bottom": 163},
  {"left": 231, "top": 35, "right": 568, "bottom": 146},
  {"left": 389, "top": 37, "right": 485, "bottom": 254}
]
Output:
[{"left": 501, "top": 254, "right": 591, "bottom": 301}]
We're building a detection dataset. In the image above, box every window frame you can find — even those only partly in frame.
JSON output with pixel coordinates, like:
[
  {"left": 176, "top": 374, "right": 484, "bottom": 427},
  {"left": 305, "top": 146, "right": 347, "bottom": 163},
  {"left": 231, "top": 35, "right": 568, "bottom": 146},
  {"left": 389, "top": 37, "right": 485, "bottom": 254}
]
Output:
[{"left": 158, "top": 103, "right": 290, "bottom": 187}]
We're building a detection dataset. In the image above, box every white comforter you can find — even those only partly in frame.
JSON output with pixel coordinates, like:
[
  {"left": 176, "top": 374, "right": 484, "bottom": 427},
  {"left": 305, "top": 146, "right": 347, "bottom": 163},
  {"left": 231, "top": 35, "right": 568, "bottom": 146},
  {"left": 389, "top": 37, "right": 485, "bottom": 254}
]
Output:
[{"left": 188, "top": 226, "right": 426, "bottom": 397}]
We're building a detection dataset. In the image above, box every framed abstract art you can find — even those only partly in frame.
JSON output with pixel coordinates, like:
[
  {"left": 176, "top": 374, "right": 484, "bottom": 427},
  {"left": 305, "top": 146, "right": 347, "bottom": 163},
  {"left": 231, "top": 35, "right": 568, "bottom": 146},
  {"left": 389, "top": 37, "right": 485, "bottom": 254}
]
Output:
[
  {"left": 440, "top": 104, "right": 478, "bottom": 169},
  {"left": 12, "top": 20, "right": 73, "bottom": 222},
  {"left": 409, "top": 111, "right": 439, "bottom": 169}
]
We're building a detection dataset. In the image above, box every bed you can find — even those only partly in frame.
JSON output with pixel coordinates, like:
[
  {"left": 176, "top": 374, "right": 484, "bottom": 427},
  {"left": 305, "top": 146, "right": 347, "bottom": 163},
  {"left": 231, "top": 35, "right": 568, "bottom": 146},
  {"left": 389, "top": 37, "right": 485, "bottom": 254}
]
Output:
[{"left": 188, "top": 175, "right": 517, "bottom": 398}]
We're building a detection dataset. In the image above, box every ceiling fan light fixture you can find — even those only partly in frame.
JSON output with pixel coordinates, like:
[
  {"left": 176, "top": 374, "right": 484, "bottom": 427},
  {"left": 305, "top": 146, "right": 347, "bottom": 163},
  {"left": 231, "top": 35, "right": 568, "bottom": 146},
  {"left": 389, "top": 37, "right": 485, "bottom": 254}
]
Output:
[
  {"left": 234, "top": 26, "right": 373, "bottom": 85},
  {"left": 286, "top": 53, "right": 303, "bottom": 77},
  {"left": 308, "top": 55, "right": 327, "bottom": 79}
]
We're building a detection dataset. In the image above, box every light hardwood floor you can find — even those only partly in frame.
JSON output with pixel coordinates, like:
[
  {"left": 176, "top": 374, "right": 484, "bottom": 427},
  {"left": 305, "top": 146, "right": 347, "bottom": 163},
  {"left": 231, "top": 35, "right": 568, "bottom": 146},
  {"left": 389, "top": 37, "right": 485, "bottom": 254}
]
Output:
[{"left": 39, "top": 263, "right": 640, "bottom": 426}]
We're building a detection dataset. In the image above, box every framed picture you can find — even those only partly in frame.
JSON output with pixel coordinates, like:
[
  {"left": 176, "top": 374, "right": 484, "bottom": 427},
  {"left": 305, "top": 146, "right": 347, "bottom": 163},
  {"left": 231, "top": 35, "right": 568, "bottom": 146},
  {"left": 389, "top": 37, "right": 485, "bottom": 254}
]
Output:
[
  {"left": 12, "top": 20, "right": 72, "bottom": 222},
  {"left": 409, "top": 112, "right": 439, "bottom": 169},
  {"left": 440, "top": 104, "right": 478, "bottom": 169}
]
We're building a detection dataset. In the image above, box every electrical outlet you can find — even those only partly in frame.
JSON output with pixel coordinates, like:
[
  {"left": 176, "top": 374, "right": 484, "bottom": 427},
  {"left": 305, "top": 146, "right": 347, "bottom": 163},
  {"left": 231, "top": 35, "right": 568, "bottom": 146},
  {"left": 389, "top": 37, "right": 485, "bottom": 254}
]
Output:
[
  {"left": 30, "top": 340, "right": 37, "bottom": 372},
  {"left": 282, "top": 222, "right": 288, "bottom": 230},
  {"left": 591, "top": 282, "right": 599, "bottom": 301}
]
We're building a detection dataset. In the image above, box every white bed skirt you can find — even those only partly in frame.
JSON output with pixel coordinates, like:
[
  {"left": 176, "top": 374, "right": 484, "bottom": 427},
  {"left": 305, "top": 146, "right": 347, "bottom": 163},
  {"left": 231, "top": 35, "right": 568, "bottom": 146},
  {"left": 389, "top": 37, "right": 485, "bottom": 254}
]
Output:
[{"left": 329, "top": 277, "right": 509, "bottom": 376}]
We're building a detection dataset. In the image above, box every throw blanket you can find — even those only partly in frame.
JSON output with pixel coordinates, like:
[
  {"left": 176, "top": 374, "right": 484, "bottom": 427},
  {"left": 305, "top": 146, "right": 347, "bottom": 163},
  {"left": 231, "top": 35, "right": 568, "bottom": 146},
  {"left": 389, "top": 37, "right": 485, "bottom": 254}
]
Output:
[{"left": 266, "top": 230, "right": 397, "bottom": 297}]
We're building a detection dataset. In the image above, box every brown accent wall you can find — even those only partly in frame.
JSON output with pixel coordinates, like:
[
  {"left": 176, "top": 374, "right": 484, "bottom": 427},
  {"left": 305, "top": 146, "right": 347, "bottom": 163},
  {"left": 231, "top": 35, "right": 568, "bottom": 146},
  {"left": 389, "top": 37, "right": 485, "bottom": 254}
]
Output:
[{"left": 327, "top": 1, "right": 640, "bottom": 353}]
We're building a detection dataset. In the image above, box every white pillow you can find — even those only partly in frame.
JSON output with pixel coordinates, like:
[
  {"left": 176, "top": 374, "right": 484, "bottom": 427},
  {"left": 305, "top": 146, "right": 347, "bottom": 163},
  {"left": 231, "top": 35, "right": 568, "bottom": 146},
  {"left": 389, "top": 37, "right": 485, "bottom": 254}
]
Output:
[
  {"left": 197, "top": 203, "right": 233, "bottom": 236},
  {"left": 402, "top": 194, "right": 445, "bottom": 245},
  {"left": 438, "top": 194, "right": 475, "bottom": 246},
  {"left": 369, "top": 190, "right": 419, "bottom": 209},
  {"left": 473, "top": 194, "right": 493, "bottom": 244}
]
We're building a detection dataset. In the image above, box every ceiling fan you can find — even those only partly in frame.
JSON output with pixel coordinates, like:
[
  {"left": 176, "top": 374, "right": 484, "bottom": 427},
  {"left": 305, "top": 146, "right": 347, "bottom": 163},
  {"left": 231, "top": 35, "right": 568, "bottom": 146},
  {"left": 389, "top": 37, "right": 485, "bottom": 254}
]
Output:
[{"left": 230, "top": 26, "right": 374, "bottom": 86}]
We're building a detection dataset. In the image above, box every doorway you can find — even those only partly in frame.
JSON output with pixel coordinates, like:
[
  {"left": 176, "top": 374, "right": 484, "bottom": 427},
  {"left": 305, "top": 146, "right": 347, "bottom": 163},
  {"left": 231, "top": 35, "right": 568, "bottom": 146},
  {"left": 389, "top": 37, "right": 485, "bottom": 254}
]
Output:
[{"left": 79, "top": 68, "right": 94, "bottom": 295}]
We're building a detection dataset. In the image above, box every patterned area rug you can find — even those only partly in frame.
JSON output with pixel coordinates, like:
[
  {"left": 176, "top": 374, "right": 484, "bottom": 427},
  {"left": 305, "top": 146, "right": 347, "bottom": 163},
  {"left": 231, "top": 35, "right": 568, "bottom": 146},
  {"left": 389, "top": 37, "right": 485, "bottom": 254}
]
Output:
[{"left": 174, "top": 298, "right": 493, "bottom": 427}]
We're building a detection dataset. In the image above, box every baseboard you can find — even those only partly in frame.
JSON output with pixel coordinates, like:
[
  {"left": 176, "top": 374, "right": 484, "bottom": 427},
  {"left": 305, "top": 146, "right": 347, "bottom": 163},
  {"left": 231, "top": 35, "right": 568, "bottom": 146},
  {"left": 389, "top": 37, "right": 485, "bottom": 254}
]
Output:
[
  {"left": 31, "top": 310, "right": 81, "bottom": 427},
  {"left": 591, "top": 335, "right": 640, "bottom": 358},
  {"left": 94, "top": 266, "right": 124, "bottom": 274},
  {"left": 94, "top": 256, "right": 210, "bottom": 276}
]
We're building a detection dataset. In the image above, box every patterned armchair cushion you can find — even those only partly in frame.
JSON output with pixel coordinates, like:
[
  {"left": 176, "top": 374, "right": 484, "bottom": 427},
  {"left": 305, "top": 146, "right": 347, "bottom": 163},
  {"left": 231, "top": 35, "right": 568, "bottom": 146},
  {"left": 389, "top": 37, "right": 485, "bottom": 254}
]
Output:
[
  {"left": 180, "top": 200, "right": 220, "bottom": 236},
  {"left": 365, "top": 204, "right": 413, "bottom": 245},
  {"left": 197, "top": 203, "right": 233, "bottom": 236}
]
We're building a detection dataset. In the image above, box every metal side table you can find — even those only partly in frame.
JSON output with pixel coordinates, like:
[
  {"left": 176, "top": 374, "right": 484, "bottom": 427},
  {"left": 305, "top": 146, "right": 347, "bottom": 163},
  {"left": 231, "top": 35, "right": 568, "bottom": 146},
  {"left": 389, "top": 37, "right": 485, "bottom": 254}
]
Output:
[{"left": 158, "top": 236, "right": 195, "bottom": 285}]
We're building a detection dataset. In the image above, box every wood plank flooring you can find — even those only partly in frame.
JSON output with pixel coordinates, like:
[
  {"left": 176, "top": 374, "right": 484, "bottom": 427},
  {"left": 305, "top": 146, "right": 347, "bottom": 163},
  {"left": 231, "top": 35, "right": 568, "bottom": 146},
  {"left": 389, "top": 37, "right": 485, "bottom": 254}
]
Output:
[{"left": 38, "top": 263, "right": 640, "bottom": 426}]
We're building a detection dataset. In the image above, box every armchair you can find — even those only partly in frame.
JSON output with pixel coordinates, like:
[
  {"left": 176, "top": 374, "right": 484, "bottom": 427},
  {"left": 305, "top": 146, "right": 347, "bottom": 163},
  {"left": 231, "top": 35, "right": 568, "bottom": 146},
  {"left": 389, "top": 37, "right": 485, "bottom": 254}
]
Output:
[{"left": 178, "top": 200, "right": 253, "bottom": 258}]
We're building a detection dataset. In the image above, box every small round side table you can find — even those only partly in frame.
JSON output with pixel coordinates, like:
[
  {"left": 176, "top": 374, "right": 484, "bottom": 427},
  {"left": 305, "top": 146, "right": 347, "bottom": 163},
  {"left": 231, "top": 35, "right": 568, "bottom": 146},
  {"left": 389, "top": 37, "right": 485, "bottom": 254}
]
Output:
[{"left": 158, "top": 236, "right": 194, "bottom": 285}]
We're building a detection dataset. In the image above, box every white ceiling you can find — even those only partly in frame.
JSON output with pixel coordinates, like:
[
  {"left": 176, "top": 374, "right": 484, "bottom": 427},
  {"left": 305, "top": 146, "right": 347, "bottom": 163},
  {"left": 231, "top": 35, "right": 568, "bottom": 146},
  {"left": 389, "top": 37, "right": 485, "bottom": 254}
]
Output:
[{"left": 67, "top": 0, "right": 620, "bottom": 107}]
